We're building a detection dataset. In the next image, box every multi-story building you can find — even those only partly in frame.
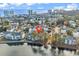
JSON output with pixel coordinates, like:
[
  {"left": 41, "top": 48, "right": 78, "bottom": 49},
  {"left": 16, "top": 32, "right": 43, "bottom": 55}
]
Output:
[
  {"left": 4, "top": 10, "right": 14, "bottom": 17},
  {"left": 48, "top": 9, "right": 52, "bottom": 14},
  {"left": 28, "top": 10, "right": 33, "bottom": 15}
]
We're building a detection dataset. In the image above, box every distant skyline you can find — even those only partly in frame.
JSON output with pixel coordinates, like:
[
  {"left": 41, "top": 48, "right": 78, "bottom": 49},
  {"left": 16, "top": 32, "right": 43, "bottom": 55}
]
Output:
[{"left": 0, "top": 3, "right": 79, "bottom": 16}]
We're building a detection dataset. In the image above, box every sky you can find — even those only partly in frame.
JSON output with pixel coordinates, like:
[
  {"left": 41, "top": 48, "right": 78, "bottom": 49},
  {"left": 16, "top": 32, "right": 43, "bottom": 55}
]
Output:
[
  {"left": 0, "top": 3, "right": 79, "bottom": 10},
  {"left": 0, "top": 0, "right": 79, "bottom": 3},
  {"left": 0, "top": 3, "right": 79, "bottom": 16},
  {"left": 0, "top": 0, "right": 79, "bottom": 16}
]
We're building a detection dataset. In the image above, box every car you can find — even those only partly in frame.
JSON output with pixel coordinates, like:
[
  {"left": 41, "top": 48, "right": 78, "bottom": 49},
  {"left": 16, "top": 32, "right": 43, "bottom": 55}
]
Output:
[
  {"left": 0, "top": 32, "right": 4, "bottom": 37},
  {"left": 2, "top": 32, "right": 24, "bottom": 46},
  {"left": 4, "top": 32, "right": 22, "bottom": 41},
  {"left": 0, "top": 32, "right": 5, "bottom": 41}
]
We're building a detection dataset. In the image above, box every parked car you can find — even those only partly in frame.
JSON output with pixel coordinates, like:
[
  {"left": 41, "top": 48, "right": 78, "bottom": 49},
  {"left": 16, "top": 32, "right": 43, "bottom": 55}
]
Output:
[
  {"left": 4, "top": 32, "right": 22, "bottom": 41},
  {"left": 2, "top": 31, "right": 24, "bottom": 46},
  {"left": 0, "top": 32, "right": 5, "bottom": 41}
]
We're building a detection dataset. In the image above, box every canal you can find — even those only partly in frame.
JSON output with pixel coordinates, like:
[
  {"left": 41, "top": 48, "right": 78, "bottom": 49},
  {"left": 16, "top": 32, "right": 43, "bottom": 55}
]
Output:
[{"left": 0, "top": 43, "right": 79, "bottom": 56}]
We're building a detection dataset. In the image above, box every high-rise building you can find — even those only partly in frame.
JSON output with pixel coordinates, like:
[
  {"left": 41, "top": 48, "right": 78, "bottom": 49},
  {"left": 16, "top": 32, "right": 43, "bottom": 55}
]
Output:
[
  {"left": 4, "top": 10, "right": 14, "bottom": 17},
  {"left": 48, "top": 9, "right": 52, "bottom": 14},
  {"left": 28, "top": 10, "right": 33, "bottom": 15}
]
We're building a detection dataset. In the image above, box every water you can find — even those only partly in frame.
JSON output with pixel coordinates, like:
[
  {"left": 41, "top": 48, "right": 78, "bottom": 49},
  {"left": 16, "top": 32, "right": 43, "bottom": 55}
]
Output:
[
  {"left": 0, "top": 43, "right": 40, "bottom": 56},
  {"left": 0, "top": 43, "right": 78, "bottom": 56}
]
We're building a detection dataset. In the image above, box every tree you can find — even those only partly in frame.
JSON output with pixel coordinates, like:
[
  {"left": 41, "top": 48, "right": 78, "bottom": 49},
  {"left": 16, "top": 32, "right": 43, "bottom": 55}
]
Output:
[{"left": 3, "top": 21, "right": 10, "bottom": 27}]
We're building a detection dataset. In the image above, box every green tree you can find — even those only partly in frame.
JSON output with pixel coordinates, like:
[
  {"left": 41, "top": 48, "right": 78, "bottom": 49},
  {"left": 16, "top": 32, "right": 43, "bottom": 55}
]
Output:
[{"left": 3, "top": 21, "right": 10, "bottom": 27}]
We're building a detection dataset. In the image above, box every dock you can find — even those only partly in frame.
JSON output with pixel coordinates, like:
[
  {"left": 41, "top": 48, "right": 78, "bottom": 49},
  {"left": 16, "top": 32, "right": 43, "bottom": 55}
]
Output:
[
  {"left": 26, "top": 40, "right": 79, "bottom": 50},
  {"left": 0, "top": 39, "right": 79, "bottom": 50}
]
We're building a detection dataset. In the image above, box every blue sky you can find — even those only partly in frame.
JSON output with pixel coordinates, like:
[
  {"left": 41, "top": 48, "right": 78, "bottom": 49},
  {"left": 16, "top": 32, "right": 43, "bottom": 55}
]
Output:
[
  {"left": 0, "top": 3, "right": 79, "bottom": 15},
  {"left": 0, "top": 3, "right": 79, "bottom": 10}
]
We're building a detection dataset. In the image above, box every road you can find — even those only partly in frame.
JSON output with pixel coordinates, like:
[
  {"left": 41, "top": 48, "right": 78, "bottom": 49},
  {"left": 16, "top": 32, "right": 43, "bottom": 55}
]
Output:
[{"left": 0, "top": 43, "right": 78, "bottom": 56}]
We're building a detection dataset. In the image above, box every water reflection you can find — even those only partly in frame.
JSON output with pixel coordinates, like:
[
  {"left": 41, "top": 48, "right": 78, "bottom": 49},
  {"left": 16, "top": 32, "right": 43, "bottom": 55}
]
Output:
[
  {"left": 0, "top": 43, "right": 79, "bottom": 56},
  {"left": 30, "top": 45, "right": 78, "bottom": 56}
]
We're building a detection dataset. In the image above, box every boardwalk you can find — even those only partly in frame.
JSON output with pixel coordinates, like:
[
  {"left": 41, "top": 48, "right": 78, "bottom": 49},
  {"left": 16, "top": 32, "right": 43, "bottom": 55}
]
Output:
[{"left": 0, "top": 39, "right": 78, "bottom": 50}]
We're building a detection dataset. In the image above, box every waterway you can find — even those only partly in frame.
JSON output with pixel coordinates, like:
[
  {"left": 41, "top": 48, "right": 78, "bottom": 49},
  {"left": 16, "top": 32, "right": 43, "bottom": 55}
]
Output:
[{"left": 0, "top": 43, "right": 78, "bottom": 56}]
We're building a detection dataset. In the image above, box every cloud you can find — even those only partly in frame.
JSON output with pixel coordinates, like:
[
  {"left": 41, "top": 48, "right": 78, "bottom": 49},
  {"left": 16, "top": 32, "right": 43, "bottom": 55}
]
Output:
[
  {"left": 64, "top": 8, "right": 72, "bottom": 11},
  {"left": 26, "top": 3, "right": 35, "bottom": 6},
  {"left": 53, "top": 4, "right": 78, "bottom": 11},
  {"left": 66, "top": 3, "right": 77, "bottom": 10},
  {"left": 0, "top": 3, "right": 16, "bottom": 9},
  {"left": 0, "top": 3, "right": 7, "bottom": 8},
  {"left": 53, "top": 6, "right": 64, "bottom": 10},
  {"left": 37, "top": 7, "right": 44, "bottom": 9},
  {"left": 27, "top": 7, "right": 31, "bottom": 9},
  {"left": 0, "top": 0, "right": 79, "bottom": 3}
]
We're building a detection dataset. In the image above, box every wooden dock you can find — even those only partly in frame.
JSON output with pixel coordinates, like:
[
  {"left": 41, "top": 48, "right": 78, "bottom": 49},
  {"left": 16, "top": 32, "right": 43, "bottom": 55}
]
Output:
[
  {"left": 0, "top": 39, "right": 79, "bottom": 50},
  {"left": 26, "top": 40, "right": 79, "bottom": 50},
  {"left": 26, "top": 40, "right": 43, "bottom": 46},
  {"left": 0, "top": 39, "right": 26, "bottom": 44},
  {"left": 52, "top": 43, "right": 78, "bottom": 50}
]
